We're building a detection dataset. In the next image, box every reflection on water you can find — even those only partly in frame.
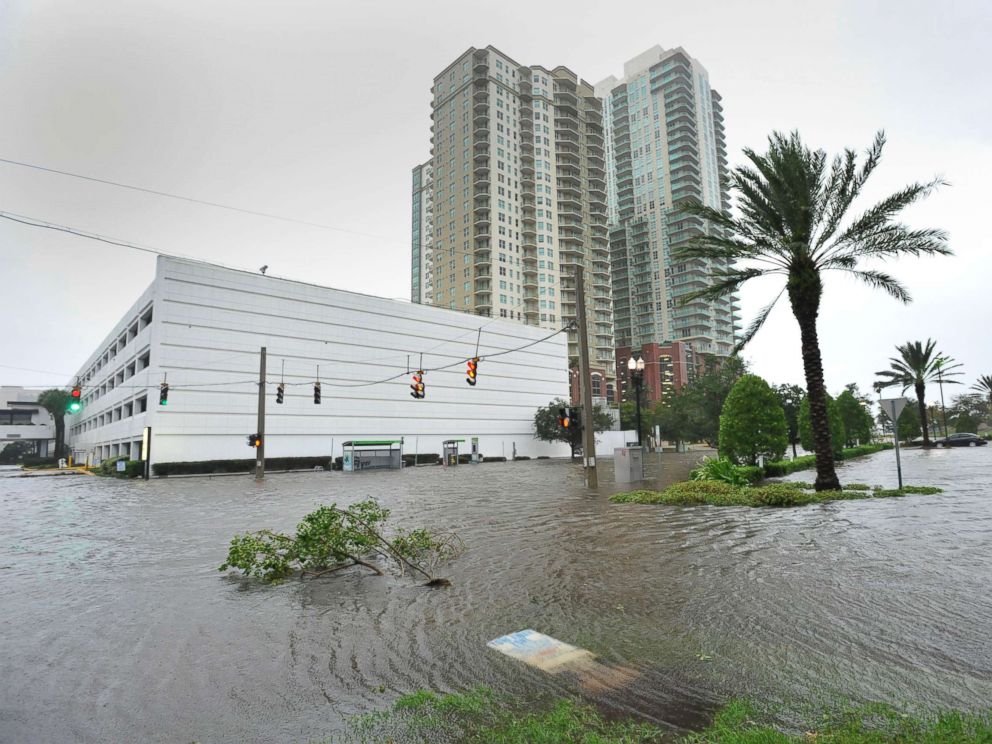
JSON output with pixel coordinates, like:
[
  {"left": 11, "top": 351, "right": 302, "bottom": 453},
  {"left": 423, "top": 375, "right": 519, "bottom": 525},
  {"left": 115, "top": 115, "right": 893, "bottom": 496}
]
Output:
[{"left": 1, "top": 446, "right": 990, "bottom": 743}]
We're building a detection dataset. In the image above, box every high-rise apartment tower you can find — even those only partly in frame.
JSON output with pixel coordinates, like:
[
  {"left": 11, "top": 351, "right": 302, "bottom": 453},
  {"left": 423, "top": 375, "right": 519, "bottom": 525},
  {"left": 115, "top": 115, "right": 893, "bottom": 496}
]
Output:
[
  {"left": 596, "top": 46, "right": 738, "bottom": 402},
  {"left": 413, "top": 46, "right": 616, "bottom": 401}
]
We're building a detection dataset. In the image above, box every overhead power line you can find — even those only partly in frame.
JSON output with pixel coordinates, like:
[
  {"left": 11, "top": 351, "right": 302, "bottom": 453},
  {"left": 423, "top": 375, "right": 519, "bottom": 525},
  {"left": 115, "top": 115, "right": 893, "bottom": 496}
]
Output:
[
  {"left": 0, "top": 156, "right": 398, "bottom": 242},
  {"left": 0, "top": 209, "right": 195, "bottom": 260}
]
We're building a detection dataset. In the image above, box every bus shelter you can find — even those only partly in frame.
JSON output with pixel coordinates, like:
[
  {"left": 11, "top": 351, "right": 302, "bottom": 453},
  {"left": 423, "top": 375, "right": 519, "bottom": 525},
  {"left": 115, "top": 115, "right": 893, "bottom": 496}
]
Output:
[
  {"left": 342, "top": 440, "right": 403, "bottom": 472},
  {"left": 442, "top": 439, "right": 464, "bottom": 467}
]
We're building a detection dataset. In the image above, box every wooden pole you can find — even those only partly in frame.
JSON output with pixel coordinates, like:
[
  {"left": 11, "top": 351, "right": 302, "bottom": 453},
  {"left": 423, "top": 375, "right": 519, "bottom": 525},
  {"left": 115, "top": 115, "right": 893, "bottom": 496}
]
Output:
[
  {"left": 574, "top": 265, "right": 598, "bottom": 488},
  {"left": 255, "top": 346, "right": 266, "bottom": 481}
]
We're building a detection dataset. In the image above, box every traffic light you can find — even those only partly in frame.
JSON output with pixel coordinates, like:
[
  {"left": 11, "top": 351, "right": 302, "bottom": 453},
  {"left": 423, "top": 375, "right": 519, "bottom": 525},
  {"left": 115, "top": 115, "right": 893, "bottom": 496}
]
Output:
[
  {"left": 410, "top": 370, "right": 425, "bottom": 399},
  {"left": 159, "top": 382, "right": 169, "bottom": 406},
  {"left": 313, "top": 382, "right": 321, "bottom": 405},
  {"left": 247, "top": 434, "right": 262, "bottom": 448},
  {"left": 67, "top": 385, "right": 82, "bottom": 413},
  {"left": 570, "top": 407, "right": 581, "bottom": 432},
  {"left": 558, "top": 407, "right": 570, "bottom": 429},
  {"left": 276, "top": 383, "right": 285, "bottom": 404},
  {"left": 466, "top": 357, "right": 479, "bottom": 386}
]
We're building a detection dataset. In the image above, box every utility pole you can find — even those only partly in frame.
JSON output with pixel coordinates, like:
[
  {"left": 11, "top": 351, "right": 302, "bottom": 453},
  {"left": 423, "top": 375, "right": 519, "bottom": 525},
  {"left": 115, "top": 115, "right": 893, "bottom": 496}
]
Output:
[
  {"left": 574, "top": 264, "right": 598, "bottom": 488},
  {"left": 256, "top": 346, "right": 266, "bottom": 481}
]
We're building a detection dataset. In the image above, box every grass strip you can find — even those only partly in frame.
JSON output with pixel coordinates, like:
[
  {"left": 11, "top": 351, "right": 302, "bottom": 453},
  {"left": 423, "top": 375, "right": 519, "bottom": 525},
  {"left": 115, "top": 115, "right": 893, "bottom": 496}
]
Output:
[
  {"left": 346, "top": 688, "right": 992, "bottom": 743},
  {"left": 610, "top": 481, "right": 942, "bottom": 507}
]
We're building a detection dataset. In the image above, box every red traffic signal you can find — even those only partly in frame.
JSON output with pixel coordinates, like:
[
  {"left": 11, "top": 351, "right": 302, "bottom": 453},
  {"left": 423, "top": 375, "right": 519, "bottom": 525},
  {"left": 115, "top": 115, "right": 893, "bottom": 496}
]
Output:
[
  {"left": 466, "top": 357, "right": 479, "bottom": 386},
  {"left": 410, "top": 371, "right": 425, "bottom": 399},
  {"left": 67, "top": 385, "right": 83, "bottom": 413}
]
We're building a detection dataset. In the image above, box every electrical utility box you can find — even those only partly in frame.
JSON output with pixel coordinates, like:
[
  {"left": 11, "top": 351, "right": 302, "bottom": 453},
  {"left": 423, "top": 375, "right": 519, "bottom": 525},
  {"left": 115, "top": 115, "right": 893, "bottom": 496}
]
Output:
[{"left": 614, "top": 446, "right": 644, "bottom": 483}]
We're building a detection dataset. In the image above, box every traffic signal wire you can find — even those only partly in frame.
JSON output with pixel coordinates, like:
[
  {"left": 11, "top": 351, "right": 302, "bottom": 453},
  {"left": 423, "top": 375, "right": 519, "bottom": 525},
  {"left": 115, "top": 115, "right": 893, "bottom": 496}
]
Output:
[
  {"left": 16, "top": 323, "right": 574, "bottom": 393},
  {"left": 0, "top": 157, "right": 396, "bottom": 242}
]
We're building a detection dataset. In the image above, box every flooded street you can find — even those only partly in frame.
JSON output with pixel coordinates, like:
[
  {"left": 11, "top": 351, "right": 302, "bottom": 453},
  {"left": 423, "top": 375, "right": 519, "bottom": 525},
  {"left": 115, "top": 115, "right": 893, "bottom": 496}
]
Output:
[{"left": 1, "top": 447, "right": 991, "bottom": 743}]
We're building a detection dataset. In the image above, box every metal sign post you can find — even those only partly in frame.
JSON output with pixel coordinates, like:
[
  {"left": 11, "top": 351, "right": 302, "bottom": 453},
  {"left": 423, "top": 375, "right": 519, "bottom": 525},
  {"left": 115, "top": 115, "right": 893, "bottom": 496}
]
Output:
[
  {"left": 879, "top": 397, "right": 911, "bottom": 489},
  {"left": 141, "top": 426, "right": 152, "bottom": 480}
]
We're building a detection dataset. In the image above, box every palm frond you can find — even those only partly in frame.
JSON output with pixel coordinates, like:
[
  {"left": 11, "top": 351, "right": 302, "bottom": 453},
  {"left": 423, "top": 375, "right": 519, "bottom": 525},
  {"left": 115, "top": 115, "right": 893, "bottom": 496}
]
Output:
[
  {"left": 821, "top": 178, "right": 948, "bottom": 261},
  {"left": 834, "top": 268, "right": 912, "bottom": 303},
  {"left": 676, "top": 267, "right": 770, "bottom": 305},
  {"left": 815, "top": 131, "right": 886, "bottom": 250},
  {"left": 972, "top": 374, "right": 992, "bottom": 397},
  {"left": 733, "top": 288, "right": 785, "bottom": 352},
  {"left": 823, "top": 224, "right": 951, "bottom": 266}
]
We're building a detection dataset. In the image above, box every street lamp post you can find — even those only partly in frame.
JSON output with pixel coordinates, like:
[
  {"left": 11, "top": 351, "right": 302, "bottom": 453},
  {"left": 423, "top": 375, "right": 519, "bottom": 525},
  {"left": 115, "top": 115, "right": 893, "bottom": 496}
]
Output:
[{"left": 627, "top": 356, "right": 645, "bottom": 447}]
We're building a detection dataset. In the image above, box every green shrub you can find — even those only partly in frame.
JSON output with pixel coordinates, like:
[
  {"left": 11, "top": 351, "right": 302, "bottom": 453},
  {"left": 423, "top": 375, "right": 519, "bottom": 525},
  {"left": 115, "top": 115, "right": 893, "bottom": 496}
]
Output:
[
  {"left": 21, "top": 456, "right": 58, "bottom": 467},
  {"left": 98, "top": 455, "right": 129, "bottom": 476},
  {"left": 609, "top": 489, "right": 669, "bottom": 504},
  {"left": 718, "top": 374, "right": 788, "bottom": 465},
  {"left": 895, "top": 485, "right": 943, "bottom": 495},
  {"left": 154, "top": 456, "right": 332, "bottom": 476},
  {"left": 737, "top": 465, "right": 764, "bottom": 484},
  {"left": 763, "top": 455, "right": 816, "bottom": 477},
  {"left": 402, "top": 453, "right": 440, "bottom": 466},
  {"left": 844, "top": 483, "right": 872, "bottom": 491},
  {"left": 839, "top": 443, "right": 891, "bottom": 459},
  {"left": 690, "top": 457, "right": 752, "bottom": 486},
  {"left": 611, "top": 480, "right": 945, "bottom": 509},
  {"left": 746, "top": 484, "right": 818, "bottom": 507},
  {"left": 762, "top": 444, "right": 891, "bottom": 478},
  {"left": 872, "top": 489, "right": 909, "bottom": 498},
  {"left": 513, "top": 456, "right": 531, "bottom": 461}
]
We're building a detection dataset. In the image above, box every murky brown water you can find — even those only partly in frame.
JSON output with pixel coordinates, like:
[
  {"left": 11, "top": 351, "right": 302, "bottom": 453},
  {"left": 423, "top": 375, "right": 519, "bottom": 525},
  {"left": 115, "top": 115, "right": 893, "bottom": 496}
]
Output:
[{"left": 1, "top": 447, "right": 990, "bottom": 743}]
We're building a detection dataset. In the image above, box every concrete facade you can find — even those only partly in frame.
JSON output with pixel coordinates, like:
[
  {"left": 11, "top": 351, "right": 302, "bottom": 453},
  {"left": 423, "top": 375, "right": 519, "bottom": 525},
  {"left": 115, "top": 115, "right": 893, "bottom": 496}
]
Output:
[
  {"left": 411, "top": 160, "right": 433, "bottom": 304},
  {"left": 0, "top": 387, "right": 54, "bottom": 458},
  {"left": 66, "top": 257, "right": 573, "bottom": 469},
  {"left": 413, "top": 45, "right": 616, "bottom": 400},
  {"left": 597, "top": 46, "right": 739, "bottom": 359}
]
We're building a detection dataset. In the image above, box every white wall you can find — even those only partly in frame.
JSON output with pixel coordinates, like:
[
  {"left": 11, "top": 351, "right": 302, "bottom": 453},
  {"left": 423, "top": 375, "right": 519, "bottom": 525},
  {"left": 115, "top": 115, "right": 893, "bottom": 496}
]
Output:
[{"left": 69, "top": 257, "right": 573, "bottom": 467}]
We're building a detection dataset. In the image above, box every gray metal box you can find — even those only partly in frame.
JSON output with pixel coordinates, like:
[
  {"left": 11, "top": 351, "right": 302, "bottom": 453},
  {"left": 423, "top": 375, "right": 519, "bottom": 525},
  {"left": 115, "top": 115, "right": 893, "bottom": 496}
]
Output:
[{"left": 614, "top": 446, "right": 644, "bottom": 483}]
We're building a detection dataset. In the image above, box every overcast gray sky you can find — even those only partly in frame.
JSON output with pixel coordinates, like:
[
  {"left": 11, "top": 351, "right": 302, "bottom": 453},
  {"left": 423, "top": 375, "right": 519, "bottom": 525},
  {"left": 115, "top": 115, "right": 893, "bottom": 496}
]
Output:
[{"left": 1, "top": 0, "right": 989, "bottom": 402}]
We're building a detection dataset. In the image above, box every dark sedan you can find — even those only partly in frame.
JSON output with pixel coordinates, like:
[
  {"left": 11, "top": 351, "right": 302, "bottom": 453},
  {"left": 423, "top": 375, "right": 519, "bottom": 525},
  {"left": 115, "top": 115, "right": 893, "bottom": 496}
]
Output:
[{"left": 935, "top": 433, "right": 988, "bottom": 447}]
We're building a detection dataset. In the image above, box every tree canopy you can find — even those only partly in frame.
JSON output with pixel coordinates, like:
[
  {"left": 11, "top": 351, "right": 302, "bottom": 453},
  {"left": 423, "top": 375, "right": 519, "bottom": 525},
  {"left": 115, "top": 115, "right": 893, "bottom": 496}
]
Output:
[
  {"left": 718, "top": 375, "right": 788, "bottom": 466},
  {"left": 533, "top": 398, "right": 614, "bottom": 458},
  {"left": 799, "top": 394, "right": 846, "bottom": 456}
]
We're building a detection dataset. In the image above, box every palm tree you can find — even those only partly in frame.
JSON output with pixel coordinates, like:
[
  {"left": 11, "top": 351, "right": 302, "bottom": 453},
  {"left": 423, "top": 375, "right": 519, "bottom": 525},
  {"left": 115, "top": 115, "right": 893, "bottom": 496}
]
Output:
[
  {"left": 973, "top": 374, "right": 992, "bottom": 408},
  {"left": 677, "top": 131, "right": 948, "bottom": 490},
  {"left": 875, "top": 340, "right": 962, "bottom": 446},
  {"left": 37, "top": 388, "right": 70, "bottom": 458}
]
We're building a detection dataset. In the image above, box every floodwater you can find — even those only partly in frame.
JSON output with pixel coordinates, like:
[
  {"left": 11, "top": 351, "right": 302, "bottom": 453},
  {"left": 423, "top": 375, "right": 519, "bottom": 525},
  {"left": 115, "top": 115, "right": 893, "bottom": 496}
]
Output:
[{"left": 1, "top": 447, "right": 990, "bottom": 743}]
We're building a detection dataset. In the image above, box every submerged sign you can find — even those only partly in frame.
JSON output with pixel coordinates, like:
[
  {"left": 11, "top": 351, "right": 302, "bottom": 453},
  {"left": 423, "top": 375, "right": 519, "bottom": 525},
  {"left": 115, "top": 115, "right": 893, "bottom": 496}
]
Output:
[
  {"left": 486, "top": 629, "right": 595, "bottom": 673},
  {"left": 487, "top": 629, "right": 641, "bottom": 693}
]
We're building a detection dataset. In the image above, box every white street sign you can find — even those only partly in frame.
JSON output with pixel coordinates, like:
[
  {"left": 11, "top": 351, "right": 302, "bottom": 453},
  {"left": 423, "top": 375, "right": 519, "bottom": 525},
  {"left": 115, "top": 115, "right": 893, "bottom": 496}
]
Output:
[{"left": 880, "top": 397, "right": 911, "bottom": 422}]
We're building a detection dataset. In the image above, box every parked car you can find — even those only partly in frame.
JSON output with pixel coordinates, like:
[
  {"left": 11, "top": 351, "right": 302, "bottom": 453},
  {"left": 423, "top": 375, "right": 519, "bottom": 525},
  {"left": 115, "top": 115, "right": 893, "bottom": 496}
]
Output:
[{"left": 935, "top": 433, "right": 988, "bottom": 447}]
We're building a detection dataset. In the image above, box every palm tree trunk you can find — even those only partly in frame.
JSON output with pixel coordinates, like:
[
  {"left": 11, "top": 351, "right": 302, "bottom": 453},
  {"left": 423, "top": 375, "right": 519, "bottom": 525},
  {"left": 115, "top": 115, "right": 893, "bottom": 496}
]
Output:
[
  {"left": 791, "top": 300, "right": 841, "bottom": 491},
  {"left": 55, "top": 419, "right": 65, "bottom": 459},
  {"left": 915, "top": 381, "right": 930, "bottom": 446}
]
